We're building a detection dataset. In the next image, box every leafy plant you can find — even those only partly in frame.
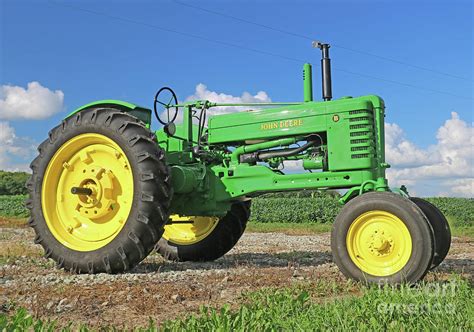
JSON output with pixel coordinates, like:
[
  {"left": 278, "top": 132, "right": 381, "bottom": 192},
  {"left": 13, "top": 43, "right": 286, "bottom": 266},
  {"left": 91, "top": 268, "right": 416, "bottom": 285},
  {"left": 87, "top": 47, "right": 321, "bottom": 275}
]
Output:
[
  {"left": 0, "top": 308, "right": 57, "bottom": 331},
  {"left": 0, "top": 195, "right": 29, "bottom": 218}
]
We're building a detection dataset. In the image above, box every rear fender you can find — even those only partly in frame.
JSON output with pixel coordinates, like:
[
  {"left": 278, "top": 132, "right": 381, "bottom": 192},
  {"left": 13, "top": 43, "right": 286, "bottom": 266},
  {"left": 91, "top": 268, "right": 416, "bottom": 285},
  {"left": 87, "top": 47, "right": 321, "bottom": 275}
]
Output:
[{"left": 68, "top": 100, "right": 152, "bottom": 125}]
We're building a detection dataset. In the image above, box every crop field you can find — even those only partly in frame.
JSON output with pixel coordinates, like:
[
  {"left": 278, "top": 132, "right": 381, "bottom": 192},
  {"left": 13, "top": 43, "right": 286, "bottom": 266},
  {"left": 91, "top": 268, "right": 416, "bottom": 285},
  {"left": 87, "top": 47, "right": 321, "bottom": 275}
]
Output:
[{"left": 0, "top": 194, "right": 473, "bottom": 330}]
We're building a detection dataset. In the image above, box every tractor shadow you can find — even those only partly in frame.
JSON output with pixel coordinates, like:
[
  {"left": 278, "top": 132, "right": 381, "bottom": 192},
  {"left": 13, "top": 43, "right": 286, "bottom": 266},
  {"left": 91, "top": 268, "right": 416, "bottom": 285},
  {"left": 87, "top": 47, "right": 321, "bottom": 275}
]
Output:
[
  {"left": 134, "top": 250, "right": 333, "bottom": 274},
  {"left": 434, "top": 258, "right": 474, "bottom": 276}
]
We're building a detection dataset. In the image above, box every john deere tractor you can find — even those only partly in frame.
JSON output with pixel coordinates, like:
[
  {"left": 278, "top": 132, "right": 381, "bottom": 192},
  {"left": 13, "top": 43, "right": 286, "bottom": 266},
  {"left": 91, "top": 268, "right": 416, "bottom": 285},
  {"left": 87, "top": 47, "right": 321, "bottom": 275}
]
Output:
[{"left": 27, "top": 43, "right": 450, "bottom": 284}]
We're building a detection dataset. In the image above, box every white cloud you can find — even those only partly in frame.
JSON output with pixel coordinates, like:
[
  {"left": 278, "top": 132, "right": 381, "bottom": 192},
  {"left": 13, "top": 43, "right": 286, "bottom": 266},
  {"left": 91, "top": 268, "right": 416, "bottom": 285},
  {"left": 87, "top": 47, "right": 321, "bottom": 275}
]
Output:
[
  {"left": 386, "top": 112, "right": 474, "bottom": 197},
  {"left": 0, "top": 121, "right": 15, "bottom": 144},
  {"left": 0, "top": 82, "right": 63, "bottom": 170},
  {"left": 186, "top": 83, "right": 271, "bottom": 116},
  {"left": 0, "top": 121, "right": 36, "bottom": 171},
  {"left": 385, "top": 123, "right": 437, "bottom": 168},
  {"left": 448, "top": 178, "right": 474, "bottom": 197},
  {"left": 0, "top": 81, "right": 64, "bottom": 120},
  {"left": 160, "top": 83, "right": 272, "bottom": 124}
]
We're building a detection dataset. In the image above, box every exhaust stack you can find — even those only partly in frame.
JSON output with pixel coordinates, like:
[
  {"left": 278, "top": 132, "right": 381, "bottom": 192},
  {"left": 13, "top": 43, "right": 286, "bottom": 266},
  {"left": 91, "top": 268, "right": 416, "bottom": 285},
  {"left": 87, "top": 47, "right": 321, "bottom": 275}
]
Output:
[{"left": 313, "top": 42, "right": 332, "bottom": 101}]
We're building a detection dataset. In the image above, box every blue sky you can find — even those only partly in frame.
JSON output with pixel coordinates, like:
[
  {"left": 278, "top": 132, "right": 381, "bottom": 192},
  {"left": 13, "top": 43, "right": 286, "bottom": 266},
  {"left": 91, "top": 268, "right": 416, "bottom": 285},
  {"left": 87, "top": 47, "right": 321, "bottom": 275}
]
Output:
[{"left": 1, "top": 0, "right": 473, "bottom": 196}]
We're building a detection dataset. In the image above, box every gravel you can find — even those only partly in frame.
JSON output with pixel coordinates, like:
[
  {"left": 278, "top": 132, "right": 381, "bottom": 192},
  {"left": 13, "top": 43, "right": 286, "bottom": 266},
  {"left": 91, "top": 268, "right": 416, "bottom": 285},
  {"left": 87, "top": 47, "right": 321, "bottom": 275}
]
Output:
[{"left": 1, "top": 229, "right": 334, "bottom": 287}]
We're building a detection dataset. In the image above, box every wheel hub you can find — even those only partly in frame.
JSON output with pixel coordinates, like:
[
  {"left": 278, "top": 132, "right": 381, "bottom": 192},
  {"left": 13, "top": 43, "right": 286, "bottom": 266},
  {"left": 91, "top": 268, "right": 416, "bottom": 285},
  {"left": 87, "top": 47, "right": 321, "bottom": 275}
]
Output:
[
  {"left": 368, "top": 230, "right": 394, "bottom": 256},
  {"left": 74, "top": 166, "right": 116, "bottom": 219}
]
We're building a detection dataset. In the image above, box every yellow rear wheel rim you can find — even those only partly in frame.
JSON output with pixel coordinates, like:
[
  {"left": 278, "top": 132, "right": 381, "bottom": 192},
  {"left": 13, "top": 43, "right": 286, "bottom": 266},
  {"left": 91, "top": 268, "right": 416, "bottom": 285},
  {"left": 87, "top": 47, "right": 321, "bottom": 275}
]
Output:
[
  {"left": 41, "top": 133, "right": 134, "bottom": 252},
  {"left": 346, "top": 210, "right": 412, "bottom": 276},
  {"left": 163, "top": 215, "right": 220, "bottom": 245}
]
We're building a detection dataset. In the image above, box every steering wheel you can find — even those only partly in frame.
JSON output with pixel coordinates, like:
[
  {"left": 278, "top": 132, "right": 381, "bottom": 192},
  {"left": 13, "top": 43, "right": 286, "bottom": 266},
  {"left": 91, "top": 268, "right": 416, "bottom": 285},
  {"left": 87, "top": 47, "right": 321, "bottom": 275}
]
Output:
[{"left": 154, "top": 87, "right": 178, "bottom": 125}]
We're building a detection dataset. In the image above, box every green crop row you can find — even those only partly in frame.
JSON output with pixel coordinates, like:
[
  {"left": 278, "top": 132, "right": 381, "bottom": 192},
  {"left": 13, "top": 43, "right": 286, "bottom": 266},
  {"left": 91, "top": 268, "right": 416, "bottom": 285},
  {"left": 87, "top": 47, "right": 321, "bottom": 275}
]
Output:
[
  {"left": 249, "top": 195, "right": 341, "bottom": 223},
  {"left": 249, "top": 195, "right": 474, "bottom": 225},
  {"left": 0, "top": 195, "right": 29, "bottom": 218},
  {"left": 250, "top": 194, "right": 474, "bottom": 227},
  {"left": 424, "top": 197, "right": 474, "bottom": 227},
  {"left": 0, "top": 194, "right": 472, "bottom": 226}
]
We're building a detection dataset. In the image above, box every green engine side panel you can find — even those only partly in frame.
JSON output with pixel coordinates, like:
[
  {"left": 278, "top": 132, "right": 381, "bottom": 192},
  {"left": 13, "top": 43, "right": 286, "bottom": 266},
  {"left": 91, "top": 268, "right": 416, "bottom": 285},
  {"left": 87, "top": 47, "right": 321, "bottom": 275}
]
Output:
[
  {"left": 207, "top": 97, "right": 374, "bottom": 143},
  {"left": 68, "top": 99, "right": 152, "bottom": 125},
  {"left": 207, "top": 95, "right": 383, "bottom": 173}
]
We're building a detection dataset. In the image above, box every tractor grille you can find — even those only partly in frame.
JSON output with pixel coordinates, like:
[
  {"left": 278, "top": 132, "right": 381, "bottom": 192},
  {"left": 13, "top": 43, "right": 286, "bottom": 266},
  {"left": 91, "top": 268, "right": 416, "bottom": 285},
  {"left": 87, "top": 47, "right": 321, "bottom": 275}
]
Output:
[{"left": 348, "top": 110, "right": 376, "bottom": 160}]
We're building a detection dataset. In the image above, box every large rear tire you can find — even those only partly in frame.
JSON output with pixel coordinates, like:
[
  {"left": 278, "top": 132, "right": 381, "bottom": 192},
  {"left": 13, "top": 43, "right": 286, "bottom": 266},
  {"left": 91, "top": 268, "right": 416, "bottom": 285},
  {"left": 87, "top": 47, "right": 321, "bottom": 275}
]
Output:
[
  {"left": 410, "top": 197, "right": 451, "bottom": 269},
  {"left": 156, "top": 201, "right": 250, "bottom": 261},
  {"left": 26, "top": 108, "right": 172, "bottom": 273},
  {"left": 331, "top": 192, "right": 434, "bottom": 284}
]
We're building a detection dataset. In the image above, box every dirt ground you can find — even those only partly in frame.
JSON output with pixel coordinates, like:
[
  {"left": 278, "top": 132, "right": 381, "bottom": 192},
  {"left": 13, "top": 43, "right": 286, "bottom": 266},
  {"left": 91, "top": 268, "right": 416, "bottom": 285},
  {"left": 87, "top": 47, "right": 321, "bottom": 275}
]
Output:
[{"left": 0, "top": 225, "right": 472, "bottom": 328}]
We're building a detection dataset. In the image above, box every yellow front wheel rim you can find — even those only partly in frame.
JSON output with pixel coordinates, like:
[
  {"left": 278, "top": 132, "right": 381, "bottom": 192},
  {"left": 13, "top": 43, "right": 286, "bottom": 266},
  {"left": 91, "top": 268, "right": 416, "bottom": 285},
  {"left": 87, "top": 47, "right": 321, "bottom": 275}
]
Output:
[
  {"left": 41, "top": 133, "right": 134, "bottom": 252},
  {"left": 346, "top": 210, "right": 412, "bottom": 276},
  {"left": 163, "top": 215, "right": 220, "bottom": 245}
]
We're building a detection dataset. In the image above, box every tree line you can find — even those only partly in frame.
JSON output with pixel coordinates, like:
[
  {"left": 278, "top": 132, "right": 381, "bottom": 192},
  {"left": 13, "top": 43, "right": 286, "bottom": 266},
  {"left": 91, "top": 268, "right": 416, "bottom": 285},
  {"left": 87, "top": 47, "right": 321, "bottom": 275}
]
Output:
[{"left": 0, "top": 171, "right": 29, "bottom": 195}]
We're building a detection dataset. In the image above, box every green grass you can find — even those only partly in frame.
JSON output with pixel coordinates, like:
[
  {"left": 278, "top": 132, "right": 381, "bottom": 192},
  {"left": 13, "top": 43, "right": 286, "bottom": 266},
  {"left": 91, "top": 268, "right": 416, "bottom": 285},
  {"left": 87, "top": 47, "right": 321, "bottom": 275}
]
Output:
[
  {"left": 451, "top": 226, "right": 474, "bottom": 238},
  {"left": 446, "top": 216, "right": 474, "bottom": 238},
  {"left": 246, "top": 221, "right": 332, "bottom": 234},
  {"left": 1, "top": 278, "right": 472, "bottom": 331},
  {"left": 0, "top": 309, "right": 59, "bottom": 332},
  {"left": 162, "top": 278, "right": 473, "bottom": 331}
]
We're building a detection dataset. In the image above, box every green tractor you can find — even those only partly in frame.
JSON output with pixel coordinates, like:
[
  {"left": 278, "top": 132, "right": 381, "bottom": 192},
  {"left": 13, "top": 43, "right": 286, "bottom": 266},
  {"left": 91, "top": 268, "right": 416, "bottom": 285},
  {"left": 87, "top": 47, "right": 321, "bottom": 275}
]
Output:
[{"left": 27, "top": 43, "right": 450, "bottom": 284}]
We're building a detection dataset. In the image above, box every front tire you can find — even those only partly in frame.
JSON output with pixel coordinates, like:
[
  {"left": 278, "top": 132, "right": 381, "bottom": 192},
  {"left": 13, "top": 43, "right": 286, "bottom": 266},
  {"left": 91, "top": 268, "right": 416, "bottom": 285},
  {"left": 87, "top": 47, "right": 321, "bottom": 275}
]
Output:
[
  {"left": 331, "top": 192, "right": 434, "bottom": 284},
  {"left": 26, "top": 108, "right": 172, "bottom": 273},
  {"left": 156, "top": 201, "right": 250, "bottom": 261}
]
